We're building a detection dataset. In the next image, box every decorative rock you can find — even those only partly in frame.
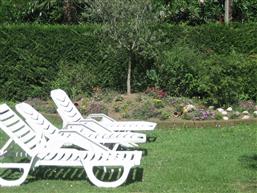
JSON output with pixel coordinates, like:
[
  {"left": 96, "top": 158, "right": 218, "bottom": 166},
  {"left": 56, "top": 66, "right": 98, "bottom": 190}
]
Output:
[
  {"left": 235, "top": 111, "right": 240, "bottom": 116},
  {"left": 221, "top": 111, "right": 228, "bottom": 116},
  {"left": 253, "top": 111, "right": 257, "bottom": 116},
  {"left": 226, "top": 107, "right": 233, "bottom": 112},
  {"left": 217, "top": 108, "right": 224, "bottom": 113},
  {"left": 242, "top": 115, "right": 250, "bottom": 120},
  {"left": 242, "top": 111, "right": 249, "bottom": 115},
  {"left": 183, "top": 104, "right": 195, "bottom": 113},
  {"left": 208, "top": 106, "right": 215, "bottom": 110},
  {"left": 223, "top": 116, "right": 229, "bottom": 120}
]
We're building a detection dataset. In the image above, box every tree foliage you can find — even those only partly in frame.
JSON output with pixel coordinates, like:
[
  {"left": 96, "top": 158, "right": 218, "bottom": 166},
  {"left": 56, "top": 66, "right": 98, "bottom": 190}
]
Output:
[{"left": 86, "top": 0, "right": 162, "bottom": 94}]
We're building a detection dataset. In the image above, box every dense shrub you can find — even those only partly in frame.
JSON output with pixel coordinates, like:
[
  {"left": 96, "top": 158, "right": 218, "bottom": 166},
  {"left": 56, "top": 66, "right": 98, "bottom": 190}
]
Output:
[
  {"left": 158, "top": 45, "right": 202, "bottom": 97},
  {"left": 158, "top": 47, "right": 257, "bottom": 105},
  {"left": 197, "top": 53, "right": 257, "bottom": 105}
]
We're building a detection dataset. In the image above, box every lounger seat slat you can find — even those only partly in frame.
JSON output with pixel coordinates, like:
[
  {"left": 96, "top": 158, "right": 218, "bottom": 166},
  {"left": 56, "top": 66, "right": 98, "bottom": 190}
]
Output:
[
  {"left": 10, "top": 122, "right": 26, "bottom": 131},
  {"left": 0, "top": 106, "right": 10, "bottom": 114},
  {"left": 21, "top": 132, "right": 36, "bottom": 144},
  {"left": 14, "top": 126, "right": 31, "bottom": 137},
  {"left": 2, "top": 116, "right": 21, "bottom": 127},
  {"left": 0, "top": 111, "right": 15, "bottom": 121},
  {"left": 25, "top": 138, "right": 39, "bottom": 150}
]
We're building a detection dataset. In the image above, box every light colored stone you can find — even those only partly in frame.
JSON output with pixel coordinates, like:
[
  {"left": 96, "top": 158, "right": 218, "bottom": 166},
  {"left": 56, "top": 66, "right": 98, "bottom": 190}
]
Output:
[
  {"left": 183, "top": 104, "right": 195, "bottom": 113},
  {"left": 242, "top": 115, "right": 250, "bottom": 120},
  {"left": 253, "top": 111, "right": 257, "bottom": 116},
  {"left": 221, "top": 111, "right": 228, "bottom": 115},
  {"left": 208, "top": 106, "right": 214, "bottom": 110},
  {"left": 217, "top": 108, "right": 224, "bottom": 113},
  {"left": 226, "top": 107, "right": 233, "bottom": 112},
  {"left": 235, "top": 111, "right": 240, "bottom": 116},
  {"left": 223, "top": 116, "right": 229, "bottom": 120},
  {"left": 242, "top": 111, "right": 249, "bottom": 115}
]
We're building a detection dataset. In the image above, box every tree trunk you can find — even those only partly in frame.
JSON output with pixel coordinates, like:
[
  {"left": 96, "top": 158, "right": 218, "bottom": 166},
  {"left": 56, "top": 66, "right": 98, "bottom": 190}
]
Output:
[
  {"left": 127, "top": 57, "right": 132, "bottom": 95},
  {"left": 225, "top": 0, "right": 232, "bottom": 24},
  {"left": 229, "top": 0, "right": 233, "bottom": 21},
  {"left": 63, "top": 0, "right": 76, "bottom": 23}
]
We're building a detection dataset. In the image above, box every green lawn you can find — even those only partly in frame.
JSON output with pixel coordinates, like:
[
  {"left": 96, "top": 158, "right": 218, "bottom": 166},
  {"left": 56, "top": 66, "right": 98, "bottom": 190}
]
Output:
[{"left": 1, "top": 124, "right": 257, "bottom": 193}]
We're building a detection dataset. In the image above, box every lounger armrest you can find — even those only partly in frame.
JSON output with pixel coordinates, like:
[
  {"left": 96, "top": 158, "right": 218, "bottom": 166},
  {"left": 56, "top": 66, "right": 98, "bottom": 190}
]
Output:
[
  {"left": 64, "top": 120, "right": 112, "bottom": 132},
  {"left": 87, "top": 114, "right": 116, "bottom": 123},
  {"left": 58, "top": 128, "right": 81, "bottom": 133}
]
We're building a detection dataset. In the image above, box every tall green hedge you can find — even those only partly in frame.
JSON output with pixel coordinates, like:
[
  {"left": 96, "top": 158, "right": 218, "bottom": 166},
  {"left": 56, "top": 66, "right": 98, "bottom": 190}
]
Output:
[
  {"left": 0, "top": 24, "right": 116, "bottom": 100},
  {"left": 0, "top": 24, "right": 149, "bottom": 100},
  {"left": 161, "top": 23, "right": 257, "bottom": 54},
  {"left": 0, "top": 23, "right": 257, "bottom": 105}
]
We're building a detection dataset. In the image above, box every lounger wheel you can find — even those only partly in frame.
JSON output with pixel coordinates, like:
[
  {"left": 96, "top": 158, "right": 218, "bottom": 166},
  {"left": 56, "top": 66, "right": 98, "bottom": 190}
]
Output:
[
  {"left": 83, "top": 163, "right": 132, "bottom": 188},
  {"left": 0, "top": 163, "right": 31, "bottom": 187}
]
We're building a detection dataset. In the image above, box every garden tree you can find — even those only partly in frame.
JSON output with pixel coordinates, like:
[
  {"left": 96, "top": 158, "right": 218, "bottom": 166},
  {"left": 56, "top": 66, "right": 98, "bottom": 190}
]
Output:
[{"left": 87, "top": 0, "right": 161, "bottom": 95}]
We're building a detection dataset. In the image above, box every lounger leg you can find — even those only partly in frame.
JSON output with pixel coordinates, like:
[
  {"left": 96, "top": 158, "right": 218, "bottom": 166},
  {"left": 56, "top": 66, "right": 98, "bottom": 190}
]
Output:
[
  {"left": 0, "top": 157, "right": 36, "bottom": 187},
  {"left": 82, "top": 163, "right": 132, "bottom": 188},
  {"left": 0, "top": 139, "right": 13, "bottom": 157}
]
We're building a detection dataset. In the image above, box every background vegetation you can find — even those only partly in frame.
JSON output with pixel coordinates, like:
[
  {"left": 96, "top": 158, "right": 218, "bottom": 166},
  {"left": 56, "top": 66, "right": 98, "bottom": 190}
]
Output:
[
  {"left": 1, "top": 23, "right": 257, "bottom": 105},
  {"left": 1, "top": 0, "right": 257, "bottom": 24},
  {"left": 0, "top": 0, "right": 257, "bottom": 106}
]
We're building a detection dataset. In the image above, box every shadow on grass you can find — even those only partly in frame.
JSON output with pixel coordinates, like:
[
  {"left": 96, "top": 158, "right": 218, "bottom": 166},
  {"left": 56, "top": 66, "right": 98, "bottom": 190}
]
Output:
[
  {"left": 120, "top": 147, "right": 148, "bottom": 156},
  {"left": 0, "top": 165, "right": 143, "bottom": 186},
  {"left": 239, "top": 154, "right": 257, "bottom": 170},
  {"left": 147, "top": 136, "right": 157, "bottom": 143}
]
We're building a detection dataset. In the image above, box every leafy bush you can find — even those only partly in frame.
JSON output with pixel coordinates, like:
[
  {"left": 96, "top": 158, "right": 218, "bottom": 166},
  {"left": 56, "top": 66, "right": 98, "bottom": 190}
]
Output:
[
  {"left": 1, "top": 0, "right": 257, "bottom": 25},
  {"left": 145, "top": 87, "right": 167, "bottom": 99},
  {"left": 158, "top": 45, "right": 203, "bottom": 97},
  {"left": 158, "top": 46, "right": 257, "bottom": 105},
  {"left": 133, "top": 101, "right": 160, "bottom": 119},
  {"left": 158, "top": 110, "right": 170, "bottom": 120},
  {"left": 0, "top": 0, "right": 28, "bottom": 23},
  {"left": 155, "top": 0, "right": 257, "bottom": 25},
  {"left": 86, "top": 101, "right": 108, "bottom": 114},
  {"left": 153, "top": 99, "right": 165, "bottom": 109},
  {"left": 196, "top": 53, "right": 253, "bottom": 105},
  {"left": 214, "top": 112, "right": 223, "bottom": 120}
]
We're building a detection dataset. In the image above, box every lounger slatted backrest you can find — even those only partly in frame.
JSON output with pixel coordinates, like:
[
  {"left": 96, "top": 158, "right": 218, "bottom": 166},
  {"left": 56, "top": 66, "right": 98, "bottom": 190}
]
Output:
[
  {"left": 15, "top": 103, "right": 59, "bottom": 139},
  {"left": 0, "top": 104, "right": 42, "bottom": 157},
  {"left": 16, "top": 103, "right": 146, "bottom": 146},
  {"left": 15, "top": 103, "right": 110, "bottom": 152},
  {"left": 51, "top": 89, "right": 83, "bottom": 123}
]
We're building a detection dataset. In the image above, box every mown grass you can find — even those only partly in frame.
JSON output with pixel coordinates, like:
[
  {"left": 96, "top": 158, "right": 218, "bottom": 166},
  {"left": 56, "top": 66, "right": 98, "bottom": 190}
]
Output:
[{"left": 1, "top": 122, "right": 257, "bottom": 193}]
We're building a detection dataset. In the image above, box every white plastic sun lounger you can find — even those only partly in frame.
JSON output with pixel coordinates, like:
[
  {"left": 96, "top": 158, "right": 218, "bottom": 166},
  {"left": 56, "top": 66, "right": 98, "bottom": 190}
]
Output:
[
  {"left": 50, "top": 89, "right": 157, "bottom": 131},
  {"left": 15, "top": 102, "right": 146, "bottom": 149},
  {"left": 0, "top": 104, "right": 142, "bottom": 188}
]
